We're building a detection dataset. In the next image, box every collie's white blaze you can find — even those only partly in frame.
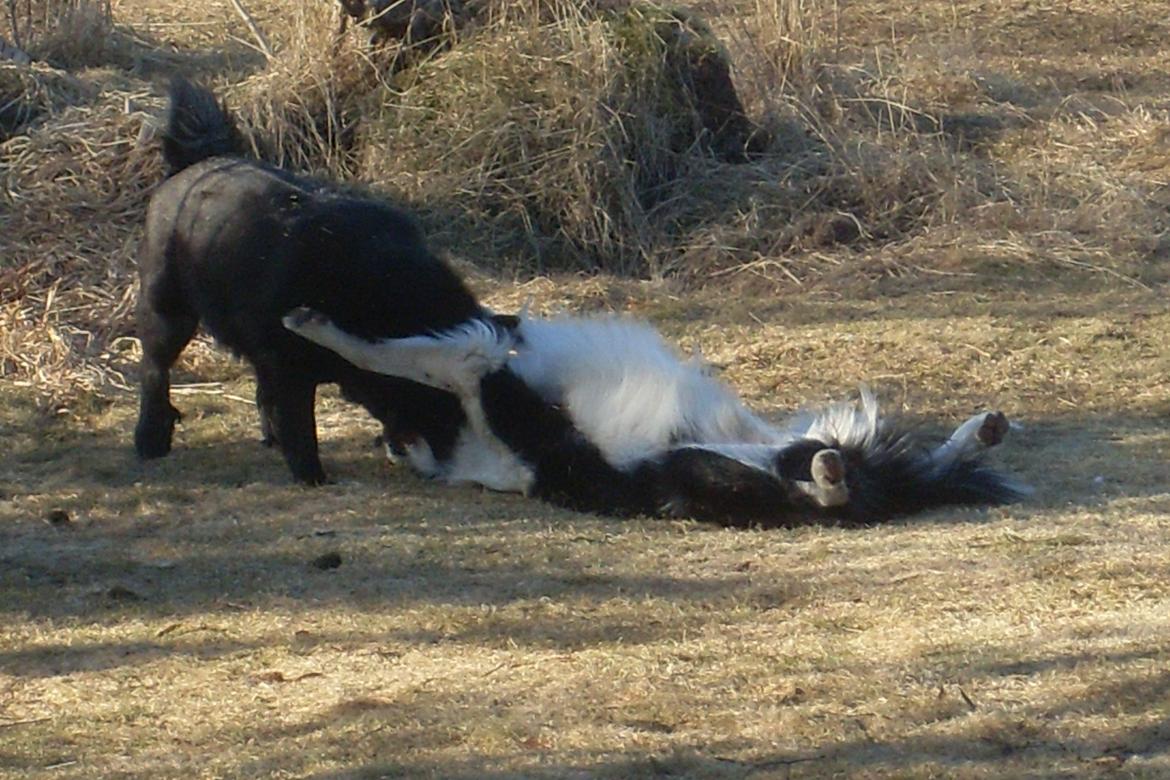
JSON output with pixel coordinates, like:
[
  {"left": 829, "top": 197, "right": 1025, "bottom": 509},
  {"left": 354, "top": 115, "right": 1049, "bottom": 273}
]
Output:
[{"left": 509, "top": 317, "right": 779, "bottom": 468}]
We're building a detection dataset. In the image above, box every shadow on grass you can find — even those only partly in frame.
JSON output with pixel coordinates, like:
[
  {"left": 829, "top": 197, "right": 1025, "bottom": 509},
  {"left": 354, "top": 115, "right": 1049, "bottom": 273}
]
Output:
[
  {"left": 44, "top": 22, "right": 269, "bottom": 81},
  {"left": 202, "top": 650, "right": 1167, "bottom": 777},
  {"left": 2, "top": 401, "right": 1167, "bottom": 667}
]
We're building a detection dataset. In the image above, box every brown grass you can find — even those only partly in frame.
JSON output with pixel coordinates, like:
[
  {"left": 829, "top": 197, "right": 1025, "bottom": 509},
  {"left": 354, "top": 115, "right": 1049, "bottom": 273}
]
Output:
[
  {"left": 2, "top": 286, "right": 1169, "bottom": 778},
  {"left": 3, "top": 0, "right": 114, "bottom": 67},
  {"left": 2, "top": 0, "right": 1170, "bottom": 776}
]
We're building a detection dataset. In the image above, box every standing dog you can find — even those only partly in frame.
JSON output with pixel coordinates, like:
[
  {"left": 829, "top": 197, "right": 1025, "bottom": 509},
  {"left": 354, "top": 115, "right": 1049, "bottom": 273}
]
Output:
[
  {"left": 284, "top": 308, "right": 1028, "bottom": 526},
  {"left": 135, "top": 78, "right": 489, "bottom": 484}
]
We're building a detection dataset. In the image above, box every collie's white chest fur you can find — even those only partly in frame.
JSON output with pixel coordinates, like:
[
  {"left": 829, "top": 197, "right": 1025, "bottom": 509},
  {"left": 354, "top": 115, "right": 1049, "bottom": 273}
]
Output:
[{"left": 508, "top": 318, "right": 778, "bottom": 467}]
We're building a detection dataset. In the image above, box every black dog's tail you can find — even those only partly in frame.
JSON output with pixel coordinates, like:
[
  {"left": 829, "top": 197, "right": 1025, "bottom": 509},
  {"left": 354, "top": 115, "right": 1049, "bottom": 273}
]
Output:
[{"left": 160, "top": 77, "right": 244, "bottom": 176}]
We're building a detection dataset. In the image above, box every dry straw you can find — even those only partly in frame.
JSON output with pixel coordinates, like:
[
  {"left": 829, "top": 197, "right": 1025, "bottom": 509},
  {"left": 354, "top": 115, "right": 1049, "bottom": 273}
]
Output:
[
  {"left": 3, "top": 0, "right": 114, "bottom": 67},
  {"left": 2, "top": 0, "right": 1167, "bottom": 410}
]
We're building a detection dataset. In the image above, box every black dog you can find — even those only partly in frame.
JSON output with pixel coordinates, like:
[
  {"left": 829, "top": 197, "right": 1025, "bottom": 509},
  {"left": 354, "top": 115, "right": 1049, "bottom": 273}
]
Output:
[{"left": 135, "top": 77, "right": 488, "bottom": 484}]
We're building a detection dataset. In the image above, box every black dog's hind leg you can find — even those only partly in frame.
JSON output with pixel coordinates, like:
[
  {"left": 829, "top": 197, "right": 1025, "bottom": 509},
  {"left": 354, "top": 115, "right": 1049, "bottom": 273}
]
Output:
[
  {"left": 255, "top": 363, "right": 327, "bottom": 485},
  {"left": 135, "top": 298, "right": 197, "bottom": 459}
]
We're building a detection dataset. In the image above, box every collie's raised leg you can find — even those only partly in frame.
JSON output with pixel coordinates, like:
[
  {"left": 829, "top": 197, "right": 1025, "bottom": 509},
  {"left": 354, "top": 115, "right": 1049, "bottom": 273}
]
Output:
[
  {"left": 930, "top": 411, "right": 1011, "bottom": 469},
  {"left": 283, "top": 307, "right": 532, "bottom": 493},
  {"left": 282, "top": 307, "right": 509, "bottom": 396}
]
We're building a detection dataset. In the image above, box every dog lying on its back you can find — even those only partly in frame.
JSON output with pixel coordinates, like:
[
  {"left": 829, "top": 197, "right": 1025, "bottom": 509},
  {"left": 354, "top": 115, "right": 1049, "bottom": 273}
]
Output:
[
  {"left": 135, "top": 78, "right": 489, "bottom": 484},
  {"left": 284, "top": 307, "right": 1029, "bottom": 526}
]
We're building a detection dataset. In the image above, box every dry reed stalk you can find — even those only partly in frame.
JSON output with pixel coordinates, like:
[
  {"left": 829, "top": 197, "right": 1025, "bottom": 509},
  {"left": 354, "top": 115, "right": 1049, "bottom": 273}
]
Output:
[
  {"left": 227, "top": 0, "right": 274, "bottom": 60},
  {"left": 230, "top": 2, "right": 377, "bottom": 176},
  {"left": 2, "top": 0, "right": 113, "bottom": 67},
  {"left": 3, "top": 0, "right": 1168, "bottom": 412}
]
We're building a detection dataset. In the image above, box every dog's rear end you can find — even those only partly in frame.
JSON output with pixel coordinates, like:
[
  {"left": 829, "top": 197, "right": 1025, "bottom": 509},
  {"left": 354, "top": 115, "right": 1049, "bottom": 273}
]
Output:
[{"left": 135, "top": 77, "right": 483, "bottom": 484}]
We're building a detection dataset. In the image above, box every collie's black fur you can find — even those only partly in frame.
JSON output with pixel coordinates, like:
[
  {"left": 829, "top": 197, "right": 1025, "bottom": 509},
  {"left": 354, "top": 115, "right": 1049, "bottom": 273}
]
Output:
[
  {"left": 478, "top": 366, "right": 1024, "bottom": 526},
  {"left": 135, "top": 77, "right": 487, "bottom": 484}
]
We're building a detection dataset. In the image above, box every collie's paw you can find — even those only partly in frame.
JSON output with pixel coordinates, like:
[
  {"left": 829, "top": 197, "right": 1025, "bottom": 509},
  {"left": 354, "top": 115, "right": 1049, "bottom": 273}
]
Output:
[
  {"left": 811, "top": 448, "right": 849, "bottom": 508},
  {"left": 282, "top": 306, "right": 331, "bottom": 333},
  {"left": 977, "top": 411, "right": 1010, "bottom": 447}
]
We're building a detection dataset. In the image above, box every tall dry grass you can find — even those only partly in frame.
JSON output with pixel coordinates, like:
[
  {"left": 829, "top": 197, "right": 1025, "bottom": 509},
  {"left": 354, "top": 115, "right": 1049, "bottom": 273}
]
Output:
[
  {"left": 2, "top": 0, "right": 1169, "bottom": 410},
  {"left": 3, "top": 0, "right": 114, "bottom": 66}
]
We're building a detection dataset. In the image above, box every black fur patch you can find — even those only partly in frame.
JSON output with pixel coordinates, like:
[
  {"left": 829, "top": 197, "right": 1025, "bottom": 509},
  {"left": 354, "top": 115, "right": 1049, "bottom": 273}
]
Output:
[{"left": 136, "top": 78, "right": 484, "bottom": 483}]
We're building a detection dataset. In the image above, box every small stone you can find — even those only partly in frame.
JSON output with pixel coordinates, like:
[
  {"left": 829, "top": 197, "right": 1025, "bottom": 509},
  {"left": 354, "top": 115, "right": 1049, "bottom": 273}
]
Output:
[
  {"left": 45, "top": 509, "right": 71, "bottom": 527},
  {"left": 312, "top": 552, "right": 343, "bottom": 570},
  {"left": 106, "top": 585, "right": 143, "bottom": 601}
]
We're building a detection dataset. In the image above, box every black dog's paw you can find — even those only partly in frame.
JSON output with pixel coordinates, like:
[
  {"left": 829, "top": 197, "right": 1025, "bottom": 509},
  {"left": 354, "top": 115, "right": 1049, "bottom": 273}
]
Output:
[{"left": 134, "top": 404, "right": 181, "bottom": 459}]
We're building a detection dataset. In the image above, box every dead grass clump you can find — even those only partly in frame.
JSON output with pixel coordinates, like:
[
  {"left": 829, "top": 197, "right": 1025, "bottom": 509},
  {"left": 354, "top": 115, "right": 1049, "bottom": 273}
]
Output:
[
  {"left": 985, "top": 111, "right": 1170, "bottom": 284},
  {"left": 230, "top": 3, "right": 378, "bottom": 177},
  {"left": 0, "top": 88, "right": 164, "bottom": 408},
  {"left": 355, "top": 0, "right": 1003, "bottom": 280},
  {"left": 2, "top": 0, "right": 115, "bottom": 68},
  {"left": 1, "top": 93, "right": 162, "bottom": 281},
  {"left": 358, "top": 0, "right": 772, "bottom": 275},
  {"left": 664, "top": 131, "right": 989, "bottom": 284},
  {"left": 0, "top": 60, "right": 94, "bottom": 139}
]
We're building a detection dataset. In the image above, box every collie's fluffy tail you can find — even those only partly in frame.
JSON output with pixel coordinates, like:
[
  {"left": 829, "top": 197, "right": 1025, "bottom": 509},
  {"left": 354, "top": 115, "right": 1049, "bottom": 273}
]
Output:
[{"left": 161, "top": 77, "right": 244, "bottom": 176}]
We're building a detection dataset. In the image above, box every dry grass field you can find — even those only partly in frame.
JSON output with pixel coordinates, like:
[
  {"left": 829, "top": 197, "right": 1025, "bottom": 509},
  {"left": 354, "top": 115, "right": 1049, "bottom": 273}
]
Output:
[{"left": 2, "top": 0, "right": 1170, "bottom": 778}]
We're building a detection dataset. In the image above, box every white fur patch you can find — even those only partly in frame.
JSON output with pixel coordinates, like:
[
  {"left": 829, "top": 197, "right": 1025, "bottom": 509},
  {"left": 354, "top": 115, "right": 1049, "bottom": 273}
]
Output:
[
  {"left": 785, "top": 386, "right": 883, "bottom": 449},
  {"left": 508, "top": 317, "right": 779, "bottom": 468},
  {"left": 440, "top": 426, "right": 535, "bottom": 494}
]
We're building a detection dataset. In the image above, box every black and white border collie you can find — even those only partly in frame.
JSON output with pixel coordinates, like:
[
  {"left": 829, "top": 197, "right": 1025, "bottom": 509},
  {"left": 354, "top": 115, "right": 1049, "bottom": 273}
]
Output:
[{"left": 283, "top": 308, "right": 1029, "bottom": 526}]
